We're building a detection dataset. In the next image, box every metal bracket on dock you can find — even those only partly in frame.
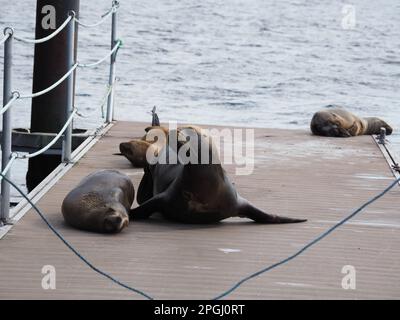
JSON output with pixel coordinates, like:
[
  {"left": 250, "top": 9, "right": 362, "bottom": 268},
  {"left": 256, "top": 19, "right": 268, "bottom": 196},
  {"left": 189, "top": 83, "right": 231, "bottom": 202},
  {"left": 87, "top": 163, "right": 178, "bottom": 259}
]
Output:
[
  {"left": 0, "top": 219, "right": 15, "bottom": 227},
  {"left": 373, "top": 128, "right": 400, "bottom": 184},
  {"left": 378, "top": 127, "right": 386, "bottom": 145},
  {"left": 392, "top": 163, "right": 400, "bottom": 173}
]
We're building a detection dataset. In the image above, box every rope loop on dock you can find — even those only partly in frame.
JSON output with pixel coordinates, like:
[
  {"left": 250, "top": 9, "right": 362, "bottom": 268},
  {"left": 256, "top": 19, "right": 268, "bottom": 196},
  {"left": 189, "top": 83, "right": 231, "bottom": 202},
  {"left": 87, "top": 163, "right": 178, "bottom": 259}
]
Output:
[
  {"left": 74, "top": 2, "right": 119, "bottom": 28},
  {"left": 0, "top": 32, "right": 10, "bottom": 46},
  {"left": 14, "top": 15, "right": 72, "bottom": 44}
]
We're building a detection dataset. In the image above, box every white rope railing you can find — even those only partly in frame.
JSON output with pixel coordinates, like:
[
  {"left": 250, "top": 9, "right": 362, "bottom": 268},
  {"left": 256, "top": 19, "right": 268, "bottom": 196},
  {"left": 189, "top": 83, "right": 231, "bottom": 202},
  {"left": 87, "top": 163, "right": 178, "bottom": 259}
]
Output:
[
  {"left": 77, "top": 40, "right": 121, "bottom": 68},
  {"left": 0, "top": 154, "right": 17, "bottom": 183},
  {"left": 0, "top": 41, "right": 121, "bottom": 114},
  {"left": 0, "top": 3, "right": 121, "bottom": 222},
  {"left": 74, "top": 2, "right": 119, "bottom": 28},
  {"left": 0, "top": 108, "right": 77, "bottom": 183},
  {"left": 17, "top": 108, "right": 78, "bottom": 159},
  {"left": 100, "top": 82, "right": 115, "bottom": 117},
  {"left": 0, "top": 93, "right": 19, "bottom": 116},
  {"left": 14, "top": 15, "right": 73, "bottom": 44},
  {"left": 0, "top": 33, "right": 10, "bottom": 46},
  {"left": 19, "top": 63, "right": 79, "bottom": 99}
]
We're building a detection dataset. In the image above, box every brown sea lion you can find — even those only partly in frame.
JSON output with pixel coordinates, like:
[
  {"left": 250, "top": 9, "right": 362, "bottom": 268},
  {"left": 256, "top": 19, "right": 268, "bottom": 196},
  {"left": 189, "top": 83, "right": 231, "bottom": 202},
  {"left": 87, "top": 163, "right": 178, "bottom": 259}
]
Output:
[
  {"left": 130, "top": 127, "right": 306, "bottom": 224},
  {"left": 61, "top": 170, "right": 134, "bottom": 233},
  {"left": 119, "top": 125, "right": 204, "bottom": 168},
  {"left": 119, "top": 125, "right": 169, "bottom": 167},
  {"left": 311, "top": 106, "right": 393, "bottom": 137}
]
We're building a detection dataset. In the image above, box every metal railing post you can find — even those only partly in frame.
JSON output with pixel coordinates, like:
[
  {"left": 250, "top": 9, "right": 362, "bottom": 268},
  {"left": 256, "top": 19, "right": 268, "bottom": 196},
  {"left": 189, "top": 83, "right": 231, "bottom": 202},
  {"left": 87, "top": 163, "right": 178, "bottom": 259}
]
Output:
[
  {"left": 106, "top": 1, "right": 118, "bottom": 123},
  {"left": 62, "top": 14, "right": 75, "bottom": 163},
  {"left": 1, "top": 28, "right": 13, "bottom": 224}
]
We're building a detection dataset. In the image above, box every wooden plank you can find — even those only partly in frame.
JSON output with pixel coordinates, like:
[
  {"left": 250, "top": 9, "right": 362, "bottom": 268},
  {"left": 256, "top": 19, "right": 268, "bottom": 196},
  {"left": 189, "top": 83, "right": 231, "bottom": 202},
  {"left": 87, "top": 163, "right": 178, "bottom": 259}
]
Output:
[{"left": 0, "top": 121, "right": 399, "bottom": 299}]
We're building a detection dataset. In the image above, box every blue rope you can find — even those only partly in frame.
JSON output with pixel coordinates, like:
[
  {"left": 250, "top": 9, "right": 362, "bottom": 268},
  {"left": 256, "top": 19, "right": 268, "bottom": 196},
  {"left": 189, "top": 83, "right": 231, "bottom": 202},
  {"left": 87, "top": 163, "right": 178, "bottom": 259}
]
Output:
[
  {"left": 1, "top": 172, "right": 399, "bottom": 300},
  {"left": 213, "top": 175, "right": 400, "bottom": 300},
  {"left": 0, "top": 173, "right": 154, "bottom": 300}
]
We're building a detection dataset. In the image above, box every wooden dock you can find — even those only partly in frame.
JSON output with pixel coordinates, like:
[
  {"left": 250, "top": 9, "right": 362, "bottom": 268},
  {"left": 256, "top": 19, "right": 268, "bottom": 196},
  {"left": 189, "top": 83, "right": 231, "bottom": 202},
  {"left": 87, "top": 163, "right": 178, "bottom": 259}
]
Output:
[{"left": 0, "top": 121, "right": 399, "bottom": 299}]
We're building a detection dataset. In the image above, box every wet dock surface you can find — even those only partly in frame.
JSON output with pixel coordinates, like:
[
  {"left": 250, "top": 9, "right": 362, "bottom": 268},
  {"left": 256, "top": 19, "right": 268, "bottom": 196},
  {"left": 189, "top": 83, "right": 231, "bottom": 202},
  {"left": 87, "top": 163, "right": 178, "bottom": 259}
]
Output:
[{"left": 0, "top": 121, "right": 399, "bottom": 299}]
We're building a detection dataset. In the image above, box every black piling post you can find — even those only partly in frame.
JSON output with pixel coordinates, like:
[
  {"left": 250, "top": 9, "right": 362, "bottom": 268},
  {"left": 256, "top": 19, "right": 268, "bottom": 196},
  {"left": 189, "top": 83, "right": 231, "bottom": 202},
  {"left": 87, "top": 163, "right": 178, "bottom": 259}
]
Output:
[{"left": 27, "top": 0, "right": 80, "bottom": 191}]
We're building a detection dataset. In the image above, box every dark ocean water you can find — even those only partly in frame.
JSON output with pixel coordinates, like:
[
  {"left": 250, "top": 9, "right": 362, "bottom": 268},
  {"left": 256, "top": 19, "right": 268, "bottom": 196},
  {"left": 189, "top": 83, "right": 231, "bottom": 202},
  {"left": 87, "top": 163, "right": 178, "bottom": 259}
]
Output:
[{"left": 0, "top": 0, "right": 399, "bottom": 199}]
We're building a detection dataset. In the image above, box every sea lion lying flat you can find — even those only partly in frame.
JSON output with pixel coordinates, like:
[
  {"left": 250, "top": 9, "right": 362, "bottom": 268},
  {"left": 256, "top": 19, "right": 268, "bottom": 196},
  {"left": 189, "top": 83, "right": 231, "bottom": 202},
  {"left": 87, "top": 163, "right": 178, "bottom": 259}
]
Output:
[
  {"left": 62, "top": 170, "right": 134, "bottom": 233},
  {"left": 311, "top": 106, "right": 393, "bottom": 137},
  {"left": 130, "top": 127, "right": 306, "bottom": 224}
]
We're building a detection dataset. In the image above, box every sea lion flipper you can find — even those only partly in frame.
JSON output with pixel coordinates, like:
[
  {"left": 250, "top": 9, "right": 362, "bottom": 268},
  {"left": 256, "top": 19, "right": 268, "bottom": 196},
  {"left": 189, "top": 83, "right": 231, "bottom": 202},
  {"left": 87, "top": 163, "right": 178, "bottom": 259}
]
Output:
[
  {"left": 129, "top": 193, "right": 166, "bottom": 220},
  {"left": 238, "top": 197, "right": 306, "bottom": 224},
  {"left": 137, "top": 166, "right": 153, "bottom": 204},
  {"left": 336, "top": 127, "right": 352, "bottom": 137}
]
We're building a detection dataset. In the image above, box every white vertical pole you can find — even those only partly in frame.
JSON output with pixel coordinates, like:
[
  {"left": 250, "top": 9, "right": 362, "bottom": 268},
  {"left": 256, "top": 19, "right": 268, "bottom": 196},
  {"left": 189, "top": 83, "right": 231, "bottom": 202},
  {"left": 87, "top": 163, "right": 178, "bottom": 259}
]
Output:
[
  {"left": 106, "top": 1, "right": 118, "bottom": 123},
  {"left": 62, "top": 13, "right": 75, "bottom": 163},
  {"left": 1, "top": 28, "right": 13, "bottom": 224}
]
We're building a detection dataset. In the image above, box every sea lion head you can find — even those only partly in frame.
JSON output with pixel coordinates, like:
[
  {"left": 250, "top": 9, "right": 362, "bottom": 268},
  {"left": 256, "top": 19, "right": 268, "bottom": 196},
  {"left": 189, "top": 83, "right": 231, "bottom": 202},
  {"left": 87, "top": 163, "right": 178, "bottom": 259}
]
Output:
[
  {"left": 119, "top": 140, "right": 152, "bottom": 167},
  {"left": 102, "top": 202, "right": 129, "bottom": 233},
  {"left": 143, "top": 125, "right": 169, "bottom": 140},
  {"left": 311, "top": 111, "right": 352, "bottom": 137},
  {"left": 176, "top": 126, "right": 221, "bottom": 164}
]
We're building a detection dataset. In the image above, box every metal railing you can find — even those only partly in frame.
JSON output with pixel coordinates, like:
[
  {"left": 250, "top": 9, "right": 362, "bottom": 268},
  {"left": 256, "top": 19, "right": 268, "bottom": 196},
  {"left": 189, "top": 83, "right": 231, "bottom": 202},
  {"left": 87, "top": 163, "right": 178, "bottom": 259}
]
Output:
[{"left": 0, "top": 1, "right": 121, "bottom": 224}]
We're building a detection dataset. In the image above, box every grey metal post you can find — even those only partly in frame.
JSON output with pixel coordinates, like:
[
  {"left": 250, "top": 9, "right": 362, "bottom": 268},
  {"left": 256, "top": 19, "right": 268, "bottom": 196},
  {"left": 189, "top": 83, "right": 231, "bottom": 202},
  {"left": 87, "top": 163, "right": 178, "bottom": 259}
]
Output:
[
  {"left": 379, "top": 127, "right": 386, "bottom": 145},
  {"left": 1, "top": 28, "right": 13, "bottom": 224},
  {"left": 62, "top": 14, "right": 75, "bottom": 163},
  {"left": 106, "top": 1, "right": 118, "bottom": 123}
]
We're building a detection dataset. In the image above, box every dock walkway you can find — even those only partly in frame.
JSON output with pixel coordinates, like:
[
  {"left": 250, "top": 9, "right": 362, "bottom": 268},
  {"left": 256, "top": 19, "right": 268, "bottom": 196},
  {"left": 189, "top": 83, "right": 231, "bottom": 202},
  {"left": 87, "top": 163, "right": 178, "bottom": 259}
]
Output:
[{"left": 0, "top": 121, "right": 399, "bottom": 299}]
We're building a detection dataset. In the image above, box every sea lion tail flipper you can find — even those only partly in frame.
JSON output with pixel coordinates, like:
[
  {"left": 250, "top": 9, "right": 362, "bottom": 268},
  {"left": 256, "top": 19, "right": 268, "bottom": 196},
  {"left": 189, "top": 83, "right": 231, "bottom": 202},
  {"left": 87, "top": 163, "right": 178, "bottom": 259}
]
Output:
[
  {"left": 364, "top": 117, "right": 393, "bottom": 135},
  {"left": 137, "top": 166, "right": 154, "bottom": 204},
  {"left": 238, "top": 197, "right": 306, "bottom": 224},
  {"left": 129, "top": 193, "right": 166, "bottom": 220}
]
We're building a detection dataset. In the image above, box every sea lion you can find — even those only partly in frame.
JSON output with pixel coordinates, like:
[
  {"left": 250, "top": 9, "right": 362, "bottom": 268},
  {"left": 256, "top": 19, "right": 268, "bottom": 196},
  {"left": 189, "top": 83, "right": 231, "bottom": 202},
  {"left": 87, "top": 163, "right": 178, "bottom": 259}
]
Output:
[
  {"left": 61, "top": 170, "right": 134, "bottom": 233},
  {"left": 119, "top": 124, "right": 204, "bottom": 168},
  {"left": 119, "top": 125, "right": 169, "bottom": 167},
  {"left": 118, "top": 107, "right": 168, "bottom": 167},
  {"left": 311, "top": 106, "right": 393, "bottom": 137},
  {"left": 130, "top": 127, "right": 306, "bottom": 224}
]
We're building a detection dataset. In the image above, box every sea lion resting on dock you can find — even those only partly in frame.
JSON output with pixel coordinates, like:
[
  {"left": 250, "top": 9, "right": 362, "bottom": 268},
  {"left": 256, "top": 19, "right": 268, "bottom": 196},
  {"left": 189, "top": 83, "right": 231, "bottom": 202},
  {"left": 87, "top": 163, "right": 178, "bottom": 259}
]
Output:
[
  {"left": 61, "top": 170, "right": 134, "bottom": 233},
  {"left": 119, "top": 126, "right": 169, "bottom": 167},
  {"left": 130, "top": 126, "right": 306, "bottom": 224},
  {"left": 311, "top": 106, "right": 393, "bottom": 137}
]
